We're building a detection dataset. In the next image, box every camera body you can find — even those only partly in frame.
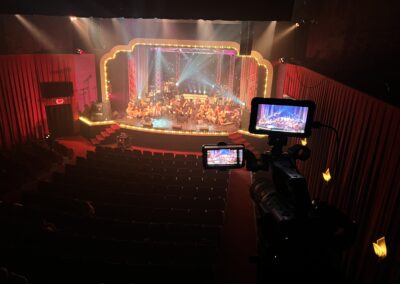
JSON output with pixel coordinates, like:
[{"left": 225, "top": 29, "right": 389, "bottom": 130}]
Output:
[
  {"left": 203, "top": 97, "right": 317, "bottom": 236},
  {"left": 202, "top": 98, "right": 356, "bottom": 276}
]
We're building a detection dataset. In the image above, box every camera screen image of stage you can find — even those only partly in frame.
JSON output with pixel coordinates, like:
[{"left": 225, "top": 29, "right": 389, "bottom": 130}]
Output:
[
  {"left": 207, "top": 149, "right": 243, "bottom": 166},
  {"left": 256, "top": 104, "right": 309, "bottom": 134}
]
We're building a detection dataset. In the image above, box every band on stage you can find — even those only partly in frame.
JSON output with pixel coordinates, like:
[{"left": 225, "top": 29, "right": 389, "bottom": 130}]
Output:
[{"left": 126, "top": 91, "right": 242, "bottom": 128}]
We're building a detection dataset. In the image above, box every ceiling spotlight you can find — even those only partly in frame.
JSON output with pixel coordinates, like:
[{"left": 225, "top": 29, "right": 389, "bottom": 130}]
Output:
[
  {"left": 75, "top": 48, "right": 84, "bottom": 55},
  {"left": 70, "top": 16, "right": 77, "bottom": 21},
  {"left": 295, "top": 22, "right": 300, "bottom": 27}
]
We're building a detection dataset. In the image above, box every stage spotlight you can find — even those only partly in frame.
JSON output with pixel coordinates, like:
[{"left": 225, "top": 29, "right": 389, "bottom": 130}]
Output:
[
  {"left": 295, "top": 22, "right": 300, "bottom": 27},
  {"left": 75, "top": 48, "right": 85, "bottom": 55},
  {"left": 70, "top": 16, "right": 77, "bottom": 21},
  {"left": 279, "top": 57, "right": 285, "bottom": 64}
]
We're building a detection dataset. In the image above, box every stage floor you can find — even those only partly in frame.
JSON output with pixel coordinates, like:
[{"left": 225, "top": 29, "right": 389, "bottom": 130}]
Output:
[{"left": 116, "top": 115, "right": 240, "bottom": 133}]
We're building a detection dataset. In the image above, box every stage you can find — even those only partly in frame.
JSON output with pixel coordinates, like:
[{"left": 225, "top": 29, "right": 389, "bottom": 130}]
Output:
[
  {"left": 95, "top": 38, "right": 273, "bottom": 137},
  {"left": 79, "top": 116, "right": 232, "bottom": 151},
  {"left": 78, "top": 38, "right": 272, "bottom": 149},
  {"left": 79, "top": 115, "right": 266, "bottom": 152},
  {"left": 116, "top": 116, "right": 239, "bottom": 133}
]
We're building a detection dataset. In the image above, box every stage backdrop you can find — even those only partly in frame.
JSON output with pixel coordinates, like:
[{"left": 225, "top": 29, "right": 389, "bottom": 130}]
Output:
[
  {"left": 0, "top": 54, "right": 97, "bottom": 149},
  {"left": 281, "top": 64, "right": 400, "bottom": 284}
]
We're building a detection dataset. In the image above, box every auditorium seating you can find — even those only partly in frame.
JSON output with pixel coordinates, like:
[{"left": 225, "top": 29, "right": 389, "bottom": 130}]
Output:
[
  {"left": 0, "top": 141, "right": 64, "bottom": 196},
  {"left": 2, "top": 146, "right": 230, "bottom": 283}
]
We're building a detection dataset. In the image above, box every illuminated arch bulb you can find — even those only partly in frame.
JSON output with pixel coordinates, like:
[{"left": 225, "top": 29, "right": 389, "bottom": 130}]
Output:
[
  {"left": 322, "top": 168, "right": 331, "bottom": 182},
  {"left": 373, "top": 236, "right": 387, "bottom": 259}
]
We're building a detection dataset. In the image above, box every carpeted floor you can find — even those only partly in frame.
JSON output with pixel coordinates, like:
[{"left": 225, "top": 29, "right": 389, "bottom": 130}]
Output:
[{"left": 220, "top": 168, "right": 257, "bottom": 284}]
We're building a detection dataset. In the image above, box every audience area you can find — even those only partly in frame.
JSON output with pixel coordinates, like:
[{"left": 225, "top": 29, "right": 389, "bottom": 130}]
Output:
[{"left": 1, "top": 146, "right": 230, "bottom": 283}]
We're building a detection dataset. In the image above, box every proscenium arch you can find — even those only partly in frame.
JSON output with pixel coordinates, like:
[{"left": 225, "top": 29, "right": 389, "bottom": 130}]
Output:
[{"left": 100, "top": 38, "right": 273, "bottom": 102}]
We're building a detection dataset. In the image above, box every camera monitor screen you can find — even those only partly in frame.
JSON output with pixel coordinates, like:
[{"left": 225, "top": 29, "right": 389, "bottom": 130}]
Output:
[
  {"left": 249, "top": 98, "right": 315, "bottom": 137},
  {"left": 202, "top": 144, "right": 245, "bottom": 169}
]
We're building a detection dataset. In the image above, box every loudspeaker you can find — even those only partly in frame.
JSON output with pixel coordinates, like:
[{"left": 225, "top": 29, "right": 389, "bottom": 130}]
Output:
[
  {"left": 172, "top": 124, "right": 182, "bottom": 130},
  {"left": 90, "top": 102, "right": 104, "bottom": 121},
  {"left": 41, "top": 82, "right": 73, "bottom": 98},
  {"left": 45, "top": 104, "right": 74, "bottom": 138},
  {"left": 239, "top": 21, "right": 254, "bottom": 55}
]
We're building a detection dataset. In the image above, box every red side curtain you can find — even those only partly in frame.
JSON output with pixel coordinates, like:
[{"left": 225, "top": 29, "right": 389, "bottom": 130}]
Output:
[
  {"left": 1, "top": 55, "right": 45, "bottom": 149},
  {"left": 282, "top": 64, "right": 400, "bottom": 283},
  {"left": 0, "top": 54, "right": 97, "bottom": 150}
]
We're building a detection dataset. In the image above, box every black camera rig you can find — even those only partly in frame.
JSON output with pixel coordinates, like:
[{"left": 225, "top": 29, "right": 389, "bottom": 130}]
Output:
[{"left": 202, "top": 98, "right": 356, "bottom": 279}]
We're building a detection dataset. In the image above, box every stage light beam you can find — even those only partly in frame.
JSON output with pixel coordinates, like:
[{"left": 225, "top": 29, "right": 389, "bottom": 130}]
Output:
[
  {"left": 273, "top": 23, "right": 298, "bottom": 44},
  {"left": 254, "top": 21, "right": 276, "bottom": 59},
  {"left": 70, "top": 17, "right": 92, "bottom": 52},
  {"left": 15, "top": 15, "right": 56, "bottom": 50}
]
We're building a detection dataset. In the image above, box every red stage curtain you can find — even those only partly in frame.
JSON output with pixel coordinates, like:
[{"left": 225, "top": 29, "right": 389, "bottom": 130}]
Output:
[
  {"left": 0, "top": 54, "right": 97, "bottom": 150},
  {"left": 282, "top": 64, "right": 400, "bottom": 283}
]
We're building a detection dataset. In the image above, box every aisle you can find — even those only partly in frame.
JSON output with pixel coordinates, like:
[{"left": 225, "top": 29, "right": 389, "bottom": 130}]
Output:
[{"left": 220, "top": 168, "right": 258, "bottom": 284}]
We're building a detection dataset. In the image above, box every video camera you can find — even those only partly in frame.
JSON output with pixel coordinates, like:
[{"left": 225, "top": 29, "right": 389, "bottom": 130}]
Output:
[
  {"left": 202, "top": 98, "right": 356, "bottom": 276},
  {"left": 202, "top": 97, "right": 316, "bottom": 225}
]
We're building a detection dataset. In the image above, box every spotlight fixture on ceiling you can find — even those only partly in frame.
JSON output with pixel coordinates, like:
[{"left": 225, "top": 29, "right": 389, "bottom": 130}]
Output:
[{"left": 75, "top": 48, "right": 84, "bottom": 55}]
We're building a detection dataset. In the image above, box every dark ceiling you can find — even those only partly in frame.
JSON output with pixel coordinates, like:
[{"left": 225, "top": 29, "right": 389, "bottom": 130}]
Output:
[
  {"left": 0, "top": 0, "right": 295, "bottom": 21},
  {"left": 1, "top": 0, "right": 399, "bottom": 105}
]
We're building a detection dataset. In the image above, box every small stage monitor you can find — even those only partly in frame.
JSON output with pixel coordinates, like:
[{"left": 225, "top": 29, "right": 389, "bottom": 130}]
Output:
[
  {"left": 249, "top": 98, "right": 315, "bottom": 137},
  {"left": 202, "top": 144, "right": 245, "bottom": 169}
]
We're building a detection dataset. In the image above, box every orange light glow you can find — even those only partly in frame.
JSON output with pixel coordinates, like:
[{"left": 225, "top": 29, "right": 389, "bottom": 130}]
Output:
[
  {"left": 373, "top": 236, "right": 387, "bottom": 259},
  {"left": 79, "top": 116, "right": 229, "bottom": 136},
  {"left": 79, "top": 117, "right": 115, "bottom": 126},
  {"left": 300, "top": 138, "right": 307, "bottom": 146},
  {"left": 322, "top": 168, "right": 331, "bottom": 182}
]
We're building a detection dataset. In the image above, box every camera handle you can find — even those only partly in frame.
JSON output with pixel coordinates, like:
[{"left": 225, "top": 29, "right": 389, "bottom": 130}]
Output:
[
  {"left": 244, "top": 134, "right": 288, "bottom": 172},
  {"left": 268, "top": 134, "right": 287, "bottom": 158}
]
